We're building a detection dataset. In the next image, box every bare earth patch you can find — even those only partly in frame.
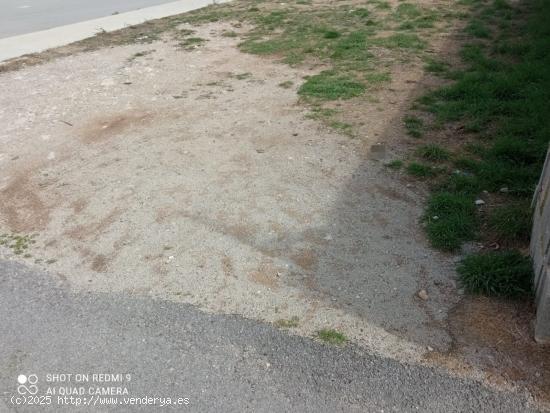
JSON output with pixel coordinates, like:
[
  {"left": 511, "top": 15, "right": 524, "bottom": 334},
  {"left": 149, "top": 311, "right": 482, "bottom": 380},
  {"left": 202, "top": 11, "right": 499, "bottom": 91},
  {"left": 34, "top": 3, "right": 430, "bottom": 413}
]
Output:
[{"left": 0, "top": 4, "right": 547, "bottom": 409}]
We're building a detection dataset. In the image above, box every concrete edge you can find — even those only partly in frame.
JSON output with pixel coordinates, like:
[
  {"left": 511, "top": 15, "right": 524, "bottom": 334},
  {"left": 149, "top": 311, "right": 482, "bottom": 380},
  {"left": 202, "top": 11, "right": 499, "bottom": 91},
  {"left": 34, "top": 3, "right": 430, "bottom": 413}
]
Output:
[{"left": 0, "top": 0, "right": 231, "bottom": 62}]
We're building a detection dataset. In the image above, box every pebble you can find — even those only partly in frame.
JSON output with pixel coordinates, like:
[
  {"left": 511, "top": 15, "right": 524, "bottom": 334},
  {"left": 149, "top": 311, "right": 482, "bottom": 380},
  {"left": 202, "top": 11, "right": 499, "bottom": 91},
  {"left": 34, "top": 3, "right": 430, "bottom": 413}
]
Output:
[
  {"left": 417, "top": 289, "right": 429, "bottom": 301},
  {"left": 475, "top": 199, "right": 485, "bottom": 205}
]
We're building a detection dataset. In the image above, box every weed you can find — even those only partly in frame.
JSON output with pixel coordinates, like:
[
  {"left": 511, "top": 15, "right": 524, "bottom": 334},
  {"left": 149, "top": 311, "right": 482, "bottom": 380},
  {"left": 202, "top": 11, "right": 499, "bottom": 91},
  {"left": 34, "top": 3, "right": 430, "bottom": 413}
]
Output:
[
  {"left": 329, "top": 120, "right": 354, "bottom": 136},
  {"left": 222, "top": 30, "right": 238, "bottom": 37},
  {"left": 375, "top": 33, "right": 426, "bottom": 50},
  {"left": 385, "top": 159, "right": 403, "bottom": 169},
  {"left": 323, "top": 30, "right": 341, "bottom": 39},
  {"left": 306, "top": 107, "right": 338, "bottom": 120},
  {"left": 416, "top": 144, "right": 450, "bottom": 162},
  {"left": 404, "top": 115, "right": 424, "bottom": 138},
  {"left": 0, "top": 233, "right": 36, "bottom": 255},
  {"left": 424, "top": 59, "right": 449, "bottom": 74},
  {"left": 274, "top": 316, "right": 299, "bottom": 328},
  {"left": 233, "top": 72, "right": 252, "bottom": 80},
  {"left": 317, "top": 329, "right": 347, "bottom": 345},
  {"left": 457, "top": 251, "right": 533, "bottom": 297},
  {"left": 407, "top": 162, "right": 438, "bottom": 177},
  {"left": 179, "top": 37, "right": 206, "bottom": 49}
]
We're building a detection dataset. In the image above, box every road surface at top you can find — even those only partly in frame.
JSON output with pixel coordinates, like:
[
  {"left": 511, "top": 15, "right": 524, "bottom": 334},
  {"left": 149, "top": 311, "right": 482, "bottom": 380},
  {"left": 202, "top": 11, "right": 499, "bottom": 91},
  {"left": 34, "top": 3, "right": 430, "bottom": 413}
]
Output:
[{"left": 0, "top": 0, "right": 181, "bottom": 38}]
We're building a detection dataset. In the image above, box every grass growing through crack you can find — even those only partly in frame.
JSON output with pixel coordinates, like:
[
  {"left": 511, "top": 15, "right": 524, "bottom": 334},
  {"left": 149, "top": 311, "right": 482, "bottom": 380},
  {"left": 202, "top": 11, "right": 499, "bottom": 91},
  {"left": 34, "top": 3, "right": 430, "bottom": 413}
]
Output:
[{"left": 317, "top": 329, "right": 347, "bottom": 345}]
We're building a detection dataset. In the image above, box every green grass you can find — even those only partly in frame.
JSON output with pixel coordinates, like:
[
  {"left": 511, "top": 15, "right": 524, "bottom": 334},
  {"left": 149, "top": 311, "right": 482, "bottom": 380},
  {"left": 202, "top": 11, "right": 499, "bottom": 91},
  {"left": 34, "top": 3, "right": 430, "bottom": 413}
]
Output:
[
  {"left": 179, "top": 36, "right": 206, "bottom": 49},
  {"left": 299, "top": 71, "right": 365, "bottom": 100},
  {"left": 466, "top": 20, "right": 491, "bottom": 38},
  {"left": 424, "top": 59, "right": 450, "bottom": 75},
  {"left": 489, "top": 201, "right": 532, "bottom": 242},
  {"left": 457, "top": 251, "right": 533, "bottom": 297},
  {"left": 416, "top": 144, "right": 450, "bottom": 162},
  {"left": 404, "top": 115, "right": 424, "bottom": 138},
  {"left": 424, "top": 192, "right": 477, "bottom": 251},
  {"left": 172, "top": 0, "right": 441, "bottom": 104},
  {"left": 0, "top": 233, "right": 36, "bottom": 255},
  {"left": 407, "top": 162, "right": 437, "bottom": 178},
  {"left": 274, "top": 316, "right": 299, "bottom": 328},
  {"left": 415, "top": 0, "right": 550, "bottom": 255},
  {"left": 222, "top": 30, "right": 238, "bottom": 37},
  {"left": 385, "top": 159, "right": 404, "bottom": 169},
  {"left": 317, "top": 329, "right": 347, "bottom": 345},
  {"left": 329, "top": 120, "right": 354, "bottom": 136}
]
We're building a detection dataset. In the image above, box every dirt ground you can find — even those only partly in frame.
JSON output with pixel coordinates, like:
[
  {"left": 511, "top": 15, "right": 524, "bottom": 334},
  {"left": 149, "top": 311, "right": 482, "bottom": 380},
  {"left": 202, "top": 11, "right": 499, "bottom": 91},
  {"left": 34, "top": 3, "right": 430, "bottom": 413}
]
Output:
[{"left": 0, "top": 5, "right": 548, "bottom": 409}]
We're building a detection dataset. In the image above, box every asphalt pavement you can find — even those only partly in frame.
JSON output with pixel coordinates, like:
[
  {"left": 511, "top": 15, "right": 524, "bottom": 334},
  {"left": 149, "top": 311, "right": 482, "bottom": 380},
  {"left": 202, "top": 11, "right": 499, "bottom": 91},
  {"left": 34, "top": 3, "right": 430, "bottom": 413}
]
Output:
[
  {"left": 0, "top": 260, "right": 537, "bottom": 412},
  {"left": 0, "top": 0, "right": 181, "bottom": 38}
]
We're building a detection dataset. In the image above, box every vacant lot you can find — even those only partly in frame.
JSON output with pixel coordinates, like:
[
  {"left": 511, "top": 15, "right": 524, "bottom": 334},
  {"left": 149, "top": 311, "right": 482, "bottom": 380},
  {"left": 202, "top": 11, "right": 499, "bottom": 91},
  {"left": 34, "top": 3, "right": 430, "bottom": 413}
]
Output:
[{"left": 1, "top": 0, "right": 548, "bottom": 407}]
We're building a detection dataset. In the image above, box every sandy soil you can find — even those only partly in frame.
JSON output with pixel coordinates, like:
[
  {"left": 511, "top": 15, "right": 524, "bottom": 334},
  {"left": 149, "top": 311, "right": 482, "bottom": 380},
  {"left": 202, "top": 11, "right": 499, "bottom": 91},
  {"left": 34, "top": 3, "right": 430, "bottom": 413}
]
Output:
[{"left": 0, "top": 8, "right": 548, "bottom": 409}]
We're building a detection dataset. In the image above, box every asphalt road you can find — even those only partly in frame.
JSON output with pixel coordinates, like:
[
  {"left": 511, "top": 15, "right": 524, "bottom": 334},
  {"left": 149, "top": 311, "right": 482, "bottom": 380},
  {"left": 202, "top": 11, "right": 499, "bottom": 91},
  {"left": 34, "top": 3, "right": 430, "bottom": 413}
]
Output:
[
  {"left": 0, "top": 0, "right": 180, "bottom": 38},
  {"left": 0, "top": 260, "right": 537, "bottom": 412}
]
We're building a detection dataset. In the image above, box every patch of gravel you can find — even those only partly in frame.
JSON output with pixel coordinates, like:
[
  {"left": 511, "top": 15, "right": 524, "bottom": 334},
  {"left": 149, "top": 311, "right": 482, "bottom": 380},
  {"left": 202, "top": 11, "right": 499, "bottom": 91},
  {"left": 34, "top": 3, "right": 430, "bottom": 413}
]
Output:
[{"left": 0, "top": 22, "right": 459, "bottom": 365}]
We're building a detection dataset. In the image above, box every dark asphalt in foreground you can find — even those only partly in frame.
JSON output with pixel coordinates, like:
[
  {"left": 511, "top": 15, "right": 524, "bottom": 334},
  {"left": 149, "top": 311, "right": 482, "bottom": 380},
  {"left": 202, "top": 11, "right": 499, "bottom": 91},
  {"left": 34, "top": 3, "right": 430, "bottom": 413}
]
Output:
[{"left": 0, "top": 260, "right": 536, "bottom": 412}]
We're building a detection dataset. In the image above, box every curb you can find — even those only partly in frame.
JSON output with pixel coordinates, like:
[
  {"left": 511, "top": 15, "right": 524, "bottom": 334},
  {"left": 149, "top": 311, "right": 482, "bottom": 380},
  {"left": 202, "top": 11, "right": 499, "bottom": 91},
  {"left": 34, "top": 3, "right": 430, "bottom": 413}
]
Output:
[{"left": 0, "top": 0, "right": 230, "bottom": 62}]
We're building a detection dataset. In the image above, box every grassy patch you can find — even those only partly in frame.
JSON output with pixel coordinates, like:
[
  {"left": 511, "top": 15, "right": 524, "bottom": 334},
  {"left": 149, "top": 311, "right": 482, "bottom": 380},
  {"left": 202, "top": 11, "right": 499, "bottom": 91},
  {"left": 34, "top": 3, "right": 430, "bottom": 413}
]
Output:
[
  {"left": 457, "top": 251, "right": 533, "bottom": 297},
  {"left": 404, "top": 115, "right": 424, "bottom": 138},
  {"left": 329, "top": 120, "right": 354, "bottom": 136},
  {"left": 406, "top": 162, "right": 438, "bottom": 177},
  {"left": 385, "top": 159, "right": 404, "bottom": 169},
  {"left": 413, "top": 0, "right": 550, "bottom": 256},
  {"left": 317, "top": 329, "right": 347, "bottom": 345},
  {"left": 299, "top": 71, "right": 365, "bottom": 100},
  {"left": 0, "top": 233, "right": 36, "bottom": 255},
  {"left": 221, "top": 30, "right": 239, "bottom": 37},
  {"left": 424, "top": 58, "right": 450, "bottom": 75},
  {"left": 489, "top": 201, "right": 532, "bottom": 242},
  {"left": 179, "top": 36, "right": 206, "bottom": 49},
  {"left": 274, "top": 316, "right": 299, "bottom": 328},
  {"left": 466, "top": 19, "right": 491, "bottom": 38},
  {"left": 416, "top": 144, "right": 450, "bottom": 162},
  {"left": 424, "top": 193, "right": 477, "bottom": 251}
]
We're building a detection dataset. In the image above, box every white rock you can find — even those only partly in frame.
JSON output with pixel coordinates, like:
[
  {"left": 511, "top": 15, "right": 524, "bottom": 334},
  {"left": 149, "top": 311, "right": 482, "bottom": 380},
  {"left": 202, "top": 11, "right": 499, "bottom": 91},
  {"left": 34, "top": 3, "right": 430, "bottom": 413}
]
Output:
[
  {"left": 417, "top": 289, "right": 429, "bottom": 301},
  {"left": 475, "top": 199, "right": 485, "bottom": 205}
]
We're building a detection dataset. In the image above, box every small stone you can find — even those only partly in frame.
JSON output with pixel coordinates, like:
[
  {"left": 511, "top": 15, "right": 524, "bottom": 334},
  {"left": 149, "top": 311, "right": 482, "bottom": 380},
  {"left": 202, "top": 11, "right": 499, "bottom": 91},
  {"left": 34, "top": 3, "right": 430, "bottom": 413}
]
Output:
[
  {"left": 427, "top": 346, "right": 434, "bottom": 352},
  {"left": 499, "top": 187, "right": 509, "bottom": 193},
  {"left": 475, "top": 199, "right": 485, "bottom": 205},
  {"left": 417, "top": 289, "right": 429, "bottom": 301},
  {"left": 432, "top": 216, "right": 439, "bottom": 220}
]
